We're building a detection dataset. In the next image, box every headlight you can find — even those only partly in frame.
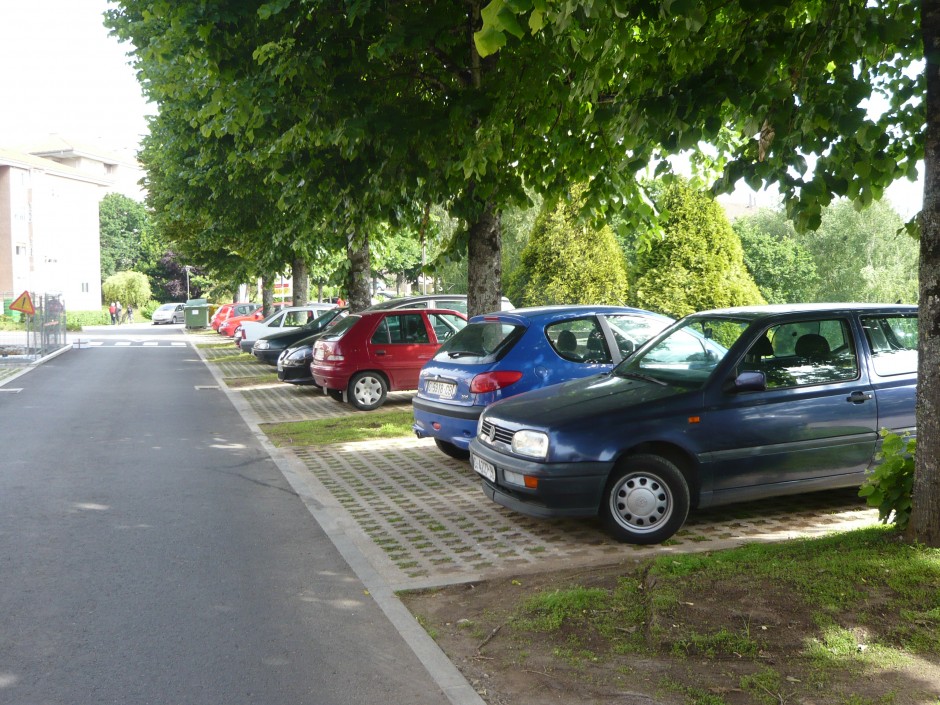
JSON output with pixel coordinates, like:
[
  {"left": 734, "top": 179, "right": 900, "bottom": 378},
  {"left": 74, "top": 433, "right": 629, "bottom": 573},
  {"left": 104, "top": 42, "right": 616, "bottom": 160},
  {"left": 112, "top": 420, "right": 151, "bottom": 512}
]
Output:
[{"left": 511, "top": 430, "right": 549, "bottom": 459}]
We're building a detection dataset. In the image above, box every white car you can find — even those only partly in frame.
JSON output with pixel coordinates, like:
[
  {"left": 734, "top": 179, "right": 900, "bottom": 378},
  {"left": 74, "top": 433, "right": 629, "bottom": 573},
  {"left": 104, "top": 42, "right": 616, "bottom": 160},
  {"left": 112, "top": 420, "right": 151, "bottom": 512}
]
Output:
[
  {"left": 151, "top": 302, "right": 184, "bottom": 325},
  {"left": 236, "top": 303, "right": 337, "bottom": 352}
]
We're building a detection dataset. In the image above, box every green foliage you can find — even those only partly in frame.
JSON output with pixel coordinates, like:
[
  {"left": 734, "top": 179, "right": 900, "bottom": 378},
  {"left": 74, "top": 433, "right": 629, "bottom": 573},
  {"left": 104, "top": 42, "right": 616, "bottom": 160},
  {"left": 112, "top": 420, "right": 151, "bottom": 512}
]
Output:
[
  {"left": 859, "top": 431, "right": 916, "bottom": 530},
  {"left": 733, "top": 210, "right": 819, "bottom": 303},
  {"left": 799, "top": 200, "right": 919, "bottom": 303},
  {"left": 630, "top": 180, "right": 765, "bottom": 317},
  {"left": 101, "top": 271, "right": 152, "bottom": 311},
  {"left": 507, "top": 185, "right": 629, "bottom": 306},
  {"left": 99, "top": 193, "right": 152, "bottom": 281},
  {"left": 475, "top": 1, "right": 923, "bottom": 234},
  {"left": 66, "top": 309, "right": 112, "bottom": 328}
]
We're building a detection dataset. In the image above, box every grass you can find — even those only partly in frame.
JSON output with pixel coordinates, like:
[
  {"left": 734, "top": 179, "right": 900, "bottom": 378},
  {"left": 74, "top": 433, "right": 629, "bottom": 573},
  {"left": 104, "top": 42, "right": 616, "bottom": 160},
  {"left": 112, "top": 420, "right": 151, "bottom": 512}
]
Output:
[
  {"left": 472, "top": 526, "right": 940, "bottom": 703},
  {"left": 260, "top": 408, "right": 415, "bottom": 446}
]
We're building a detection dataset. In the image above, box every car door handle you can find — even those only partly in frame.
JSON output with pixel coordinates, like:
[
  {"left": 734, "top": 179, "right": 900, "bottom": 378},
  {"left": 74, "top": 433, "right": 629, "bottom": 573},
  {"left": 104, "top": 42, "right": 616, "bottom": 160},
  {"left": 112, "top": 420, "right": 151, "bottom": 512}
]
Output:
[
  {"left": 846, "top": 391, "right": 873, "bottom": 404},
  {"left": 375, "top": 350, "right": 386, "bottom": 355}
]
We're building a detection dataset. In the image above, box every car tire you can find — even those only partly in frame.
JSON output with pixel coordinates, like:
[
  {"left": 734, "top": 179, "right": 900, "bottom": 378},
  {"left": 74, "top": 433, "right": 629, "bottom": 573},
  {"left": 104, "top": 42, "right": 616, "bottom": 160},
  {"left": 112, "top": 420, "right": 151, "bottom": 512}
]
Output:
[
  {"left": 601, "top": 454, "right": 690, "bottom": 545},
  {"left": 347, "top": 372, "right": 387, "bottom": 410},
  {"left": 326, "top": 389, "right": 344, "bottom": 402},
  {"left": 434, "top": 438, "right": 470, "bottom": 461}
]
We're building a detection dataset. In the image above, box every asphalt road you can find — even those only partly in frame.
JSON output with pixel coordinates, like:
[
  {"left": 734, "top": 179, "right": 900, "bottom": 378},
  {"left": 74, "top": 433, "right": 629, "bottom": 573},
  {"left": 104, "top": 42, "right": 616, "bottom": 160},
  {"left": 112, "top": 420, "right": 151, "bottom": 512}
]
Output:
[{"left": 0, "top": 325, "right": 451, "bottom": 705}]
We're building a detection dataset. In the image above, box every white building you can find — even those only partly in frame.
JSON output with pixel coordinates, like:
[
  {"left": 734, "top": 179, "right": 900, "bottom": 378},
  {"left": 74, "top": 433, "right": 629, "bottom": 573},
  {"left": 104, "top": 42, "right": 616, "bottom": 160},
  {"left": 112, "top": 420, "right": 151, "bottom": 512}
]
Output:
[{"left": 0, "top": 137, "right": 144, "bottom": 312}]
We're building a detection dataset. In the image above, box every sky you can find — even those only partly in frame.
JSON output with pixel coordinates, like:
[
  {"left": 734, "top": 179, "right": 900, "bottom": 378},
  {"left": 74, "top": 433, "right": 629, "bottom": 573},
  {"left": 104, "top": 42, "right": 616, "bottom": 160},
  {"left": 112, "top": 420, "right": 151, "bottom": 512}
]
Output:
[
  {"left": 0, "top": 0, "right": 923, "bottom": 217},
  {"left": 0, "top": 0, "right": 153, "bottom": 156}
]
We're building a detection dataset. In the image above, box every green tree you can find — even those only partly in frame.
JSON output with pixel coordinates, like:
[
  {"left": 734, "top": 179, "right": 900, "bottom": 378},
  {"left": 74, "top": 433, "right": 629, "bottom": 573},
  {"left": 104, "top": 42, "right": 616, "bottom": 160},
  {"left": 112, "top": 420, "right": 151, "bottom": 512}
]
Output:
[
  {"left": 798, "top": 200, "right": 919, "bottom": 303},
  {"left": 630, "top": 181, "right": 765, "bottom": 318},
  {"left": 507, "top": 185, "right": 629, "bottom": 306},
  {"left": 99, "top": 193, "right": 151, "bottom": 281},
  {"left": 733, "top": 209, "right": 819, "bottom": 303},
  {"left": 102, "top": 271, "right": 151, "bottom": 312}
]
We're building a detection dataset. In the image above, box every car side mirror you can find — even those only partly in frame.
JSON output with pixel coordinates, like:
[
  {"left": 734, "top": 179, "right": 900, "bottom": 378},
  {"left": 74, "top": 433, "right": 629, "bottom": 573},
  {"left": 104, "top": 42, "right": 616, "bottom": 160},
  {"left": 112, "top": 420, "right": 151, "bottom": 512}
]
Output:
[{"left": 728, "top": 371, "right": 767, "bottom": 393}]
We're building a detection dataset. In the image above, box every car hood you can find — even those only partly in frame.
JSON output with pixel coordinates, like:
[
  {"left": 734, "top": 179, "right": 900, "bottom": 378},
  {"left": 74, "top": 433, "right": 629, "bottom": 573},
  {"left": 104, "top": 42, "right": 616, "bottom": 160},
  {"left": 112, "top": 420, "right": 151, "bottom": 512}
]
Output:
[{"left": 483, "top": 373, "right": 693, "bottom": 428}]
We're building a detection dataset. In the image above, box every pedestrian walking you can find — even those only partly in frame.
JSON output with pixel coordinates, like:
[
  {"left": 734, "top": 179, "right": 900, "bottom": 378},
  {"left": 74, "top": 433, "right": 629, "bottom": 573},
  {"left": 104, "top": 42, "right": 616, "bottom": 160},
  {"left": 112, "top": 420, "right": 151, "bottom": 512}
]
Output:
[
  {"left": 115, "top": 301, "right": 123, "bottom": 324},
  {"left": 109, "top": 302, "right": 116, "bottom": 325},
  {"left": 127, "top": 304, "right": 134, "bottom": 324}
]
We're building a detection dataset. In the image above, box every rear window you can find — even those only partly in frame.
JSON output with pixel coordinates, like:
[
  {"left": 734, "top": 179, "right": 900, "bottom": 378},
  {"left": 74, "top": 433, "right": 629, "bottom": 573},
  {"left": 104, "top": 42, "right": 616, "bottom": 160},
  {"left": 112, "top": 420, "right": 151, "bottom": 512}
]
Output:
[
  {"left": 320, "top": 314, "right": 359, "bottom": 340},
  {"left": 433, "top": 320, "right": 522, "bottom": 362}
]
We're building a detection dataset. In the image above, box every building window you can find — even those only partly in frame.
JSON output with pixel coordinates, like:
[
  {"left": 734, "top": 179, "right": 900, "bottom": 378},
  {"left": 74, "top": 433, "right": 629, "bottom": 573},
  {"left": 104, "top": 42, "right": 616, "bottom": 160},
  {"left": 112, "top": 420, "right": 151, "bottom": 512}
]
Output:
[{"left": 81, "top": 283, "right": 89, "bottom": 293}]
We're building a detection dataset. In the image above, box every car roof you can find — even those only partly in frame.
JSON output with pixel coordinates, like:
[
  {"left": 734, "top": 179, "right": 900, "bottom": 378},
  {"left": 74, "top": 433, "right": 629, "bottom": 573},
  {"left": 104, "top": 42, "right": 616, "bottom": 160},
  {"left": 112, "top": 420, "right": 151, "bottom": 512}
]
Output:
[
  {"left": 354, "top": 307, "right": 468, "bottom": 318},
  {"left": 686, "top": 303, "right": 918, "bottom": 320},
  {"left": 469, "top": 304, "right": 673, "bottom": 325}
]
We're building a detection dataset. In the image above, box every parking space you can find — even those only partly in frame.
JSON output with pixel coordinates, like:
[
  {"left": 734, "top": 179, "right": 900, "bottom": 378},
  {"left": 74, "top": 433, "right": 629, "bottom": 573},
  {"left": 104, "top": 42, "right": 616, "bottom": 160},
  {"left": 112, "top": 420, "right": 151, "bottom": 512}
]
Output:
[{"left": 193, "top": 330, "right": 881, "bottom": 591}]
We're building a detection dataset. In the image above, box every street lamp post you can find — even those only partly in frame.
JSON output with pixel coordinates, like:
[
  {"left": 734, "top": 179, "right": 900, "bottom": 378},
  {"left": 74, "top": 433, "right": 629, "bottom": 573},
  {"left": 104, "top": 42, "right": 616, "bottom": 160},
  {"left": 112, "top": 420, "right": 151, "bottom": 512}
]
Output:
[{"left": 184, "top": 266, "right": 191, "bottom": 300}]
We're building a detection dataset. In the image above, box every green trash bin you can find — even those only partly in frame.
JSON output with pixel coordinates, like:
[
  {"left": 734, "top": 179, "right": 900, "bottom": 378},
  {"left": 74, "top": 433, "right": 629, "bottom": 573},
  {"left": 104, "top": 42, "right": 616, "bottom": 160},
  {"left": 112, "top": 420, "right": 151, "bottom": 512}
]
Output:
[{"left": 184, "top": 298, "right": 209, "bottom": 329}]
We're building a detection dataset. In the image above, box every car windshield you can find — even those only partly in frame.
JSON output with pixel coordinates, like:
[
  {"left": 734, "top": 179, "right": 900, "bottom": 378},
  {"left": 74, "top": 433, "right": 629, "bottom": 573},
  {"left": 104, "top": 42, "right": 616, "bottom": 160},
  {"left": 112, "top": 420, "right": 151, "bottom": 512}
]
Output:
[
  {"left": 434, "top": 320, "right": 522, "bottom": 361},
  {"left": 614, "top": 316, "right": 750, "bottom": 387}
]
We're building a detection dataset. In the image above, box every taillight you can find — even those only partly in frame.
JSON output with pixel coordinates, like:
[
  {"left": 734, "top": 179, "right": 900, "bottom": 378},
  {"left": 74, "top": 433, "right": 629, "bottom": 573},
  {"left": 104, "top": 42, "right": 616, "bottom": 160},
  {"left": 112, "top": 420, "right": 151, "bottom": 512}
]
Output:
[{"left": 470, "top": 370, "right": 523, "bottom": 393}]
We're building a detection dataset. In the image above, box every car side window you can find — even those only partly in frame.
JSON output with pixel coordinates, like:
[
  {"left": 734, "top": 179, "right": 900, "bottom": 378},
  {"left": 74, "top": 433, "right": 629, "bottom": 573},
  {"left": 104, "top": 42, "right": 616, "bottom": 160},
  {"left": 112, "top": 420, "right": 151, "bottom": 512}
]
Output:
[
  {"left": 371, "top": 318, "right": 391, "bottom": 344},
  {"left": 436, "top": 299, "right": 467, "bottom": 314},
  {"left": 428, "top": 313, "right": 466, "bottom": 342},
  {"left": 862, "top": 315, "right": 918, "bottom": 376},
  {"left": 283, "top": 311, "right": 309, "bottom": 326},
  {"left": 547, "top": 318, "right": 603, "bottom": 363},
  {"left": 374, "top": 314, "right": 430, "bottom": 344},
  {"left": 604, "top": 314, "right": 670, "bottom": 359},
  {"left": 747, "top": 319, "right": 859, "bottom": 388}
]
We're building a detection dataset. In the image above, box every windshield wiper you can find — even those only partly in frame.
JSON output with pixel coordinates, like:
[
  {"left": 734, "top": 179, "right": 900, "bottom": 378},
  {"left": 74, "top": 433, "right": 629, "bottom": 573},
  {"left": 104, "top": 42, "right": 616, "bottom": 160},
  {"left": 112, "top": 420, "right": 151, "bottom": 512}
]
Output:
[
  {"left": 617, "top": 371, "right": 669, "bottom": 386},
  {"left": 447, "top": 350, "right": 481, "bottom": 358}
]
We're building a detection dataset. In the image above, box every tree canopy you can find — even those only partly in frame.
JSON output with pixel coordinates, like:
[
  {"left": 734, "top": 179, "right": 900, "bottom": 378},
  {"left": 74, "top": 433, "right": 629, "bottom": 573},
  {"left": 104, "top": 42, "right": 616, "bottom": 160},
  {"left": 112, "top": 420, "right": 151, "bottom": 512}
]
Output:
[
  {"left": 631, "top": 180, "right": 765, "bottom": 317},
  {"left": 507, "top": 185, "right": 629, "bottom": 306}
]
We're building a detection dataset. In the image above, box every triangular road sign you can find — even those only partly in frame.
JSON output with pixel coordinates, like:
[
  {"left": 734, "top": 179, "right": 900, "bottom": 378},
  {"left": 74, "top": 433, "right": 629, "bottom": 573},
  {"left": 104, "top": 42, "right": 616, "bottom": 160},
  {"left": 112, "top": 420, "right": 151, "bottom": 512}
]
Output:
[{"left": 9, "top": 290, "right": 35, "bottom": 316}]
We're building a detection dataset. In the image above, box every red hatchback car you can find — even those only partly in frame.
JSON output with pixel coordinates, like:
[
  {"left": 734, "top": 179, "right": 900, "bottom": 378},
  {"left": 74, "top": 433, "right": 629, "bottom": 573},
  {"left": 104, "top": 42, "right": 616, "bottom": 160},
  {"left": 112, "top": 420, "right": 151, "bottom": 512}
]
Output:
[{"left": 311, "top": 309, "right": 467, "bottom": 410}]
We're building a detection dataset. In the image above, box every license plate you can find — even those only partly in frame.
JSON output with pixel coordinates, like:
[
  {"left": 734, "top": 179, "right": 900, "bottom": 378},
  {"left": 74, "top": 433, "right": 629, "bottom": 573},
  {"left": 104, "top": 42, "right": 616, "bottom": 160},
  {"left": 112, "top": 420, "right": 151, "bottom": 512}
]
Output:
[
  {"left": 426, "top": 380, "right": 457, "bottom": 398},
  {"left": 471, "top": 454, "right": 496, "bottom": 482}
]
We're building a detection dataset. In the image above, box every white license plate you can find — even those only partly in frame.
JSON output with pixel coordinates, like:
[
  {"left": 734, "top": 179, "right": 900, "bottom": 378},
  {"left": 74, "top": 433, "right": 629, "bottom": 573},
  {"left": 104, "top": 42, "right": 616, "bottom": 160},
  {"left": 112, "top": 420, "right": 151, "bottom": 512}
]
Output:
[
  {"left": 471, "top": 454, "right": 496, "bottom": 482},
  {"left": 426, "top": 380, "right": 457, "bottom": 398}
]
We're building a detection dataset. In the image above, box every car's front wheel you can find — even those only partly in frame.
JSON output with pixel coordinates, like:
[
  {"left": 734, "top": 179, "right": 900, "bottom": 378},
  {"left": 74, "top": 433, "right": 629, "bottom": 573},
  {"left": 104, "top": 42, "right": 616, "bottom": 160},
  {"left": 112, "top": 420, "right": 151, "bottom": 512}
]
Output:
[
  {"left": 347, "top": 372, "right": 387, "bottom": 410},
  {"left": 434, "top": 438, "right": 470, "bottom": 461},
  {"left": 601, "top": 454, "right": 690, "bottom": 545}
]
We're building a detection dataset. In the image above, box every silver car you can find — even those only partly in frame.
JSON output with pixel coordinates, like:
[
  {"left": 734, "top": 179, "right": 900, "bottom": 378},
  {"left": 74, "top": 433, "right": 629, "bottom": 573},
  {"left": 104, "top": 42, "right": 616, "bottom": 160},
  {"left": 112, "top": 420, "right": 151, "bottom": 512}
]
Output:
[{"left": 151, "top": 303, "right": 184, "bottom": 325}]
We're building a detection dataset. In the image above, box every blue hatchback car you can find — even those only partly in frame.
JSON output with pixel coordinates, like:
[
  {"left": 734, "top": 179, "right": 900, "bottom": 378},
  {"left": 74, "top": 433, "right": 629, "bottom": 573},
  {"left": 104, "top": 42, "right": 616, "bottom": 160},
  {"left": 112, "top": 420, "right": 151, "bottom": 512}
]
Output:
[
  {"left": 412, "top": 305, "right": 673, "bottom": 459},
  {"left": 468, "top": 304, "right": 918, "bottom": 545}
]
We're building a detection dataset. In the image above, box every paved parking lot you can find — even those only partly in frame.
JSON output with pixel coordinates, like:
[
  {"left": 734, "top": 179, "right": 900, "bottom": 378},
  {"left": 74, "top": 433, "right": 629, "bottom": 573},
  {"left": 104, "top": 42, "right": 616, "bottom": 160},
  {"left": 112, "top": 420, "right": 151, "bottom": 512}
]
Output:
[{"left": 193, "top": 331, "right": 881, "bottom": 592}]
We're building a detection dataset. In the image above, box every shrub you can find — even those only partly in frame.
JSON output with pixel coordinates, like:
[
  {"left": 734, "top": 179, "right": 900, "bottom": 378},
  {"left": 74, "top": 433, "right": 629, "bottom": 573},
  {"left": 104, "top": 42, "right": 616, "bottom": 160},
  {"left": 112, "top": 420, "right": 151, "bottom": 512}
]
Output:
[{"left": 859, "top": 430, "right": 915, "bottom": 530}]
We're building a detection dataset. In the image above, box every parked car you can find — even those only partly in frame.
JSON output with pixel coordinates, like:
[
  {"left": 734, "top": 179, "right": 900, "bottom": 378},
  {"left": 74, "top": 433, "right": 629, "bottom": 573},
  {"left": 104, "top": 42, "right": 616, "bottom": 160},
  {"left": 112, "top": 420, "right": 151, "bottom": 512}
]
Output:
[
  {"left": 219, "top": 302, "right": 290, "bottom": 337},
  {"left": 276, "top": 295, "right": 495, "bottom": 386},
  {"left": 413, "top": 305, "right": 673, "bottom": 459},
  {"left": 254, "top": 307, "right": 348, "bottom": 364},
  {"left": 310, "top": 309, "right": 468, "bottom": 410},
  {"left": 365, "top": 294, "right": 514, "bottom": 315},
  {"left": 211, "top": 302, "right": 261, "bottom": 331},
  {"left": 236, "top": 303, "right": 336, "bottom": 352},
  {"left": 151, "top": 302, "right": 184, "bottom": 325},
  {"left": 468, "top": 304, "right": 918, "bottom": 545}
]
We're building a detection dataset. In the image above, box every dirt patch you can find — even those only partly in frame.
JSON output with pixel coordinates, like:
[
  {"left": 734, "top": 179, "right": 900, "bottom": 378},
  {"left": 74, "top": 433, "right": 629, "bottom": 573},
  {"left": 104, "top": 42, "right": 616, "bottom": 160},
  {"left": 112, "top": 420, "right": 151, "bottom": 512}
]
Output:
[{"left": 401, "top": 560, "right": 940, "bottom": 705}]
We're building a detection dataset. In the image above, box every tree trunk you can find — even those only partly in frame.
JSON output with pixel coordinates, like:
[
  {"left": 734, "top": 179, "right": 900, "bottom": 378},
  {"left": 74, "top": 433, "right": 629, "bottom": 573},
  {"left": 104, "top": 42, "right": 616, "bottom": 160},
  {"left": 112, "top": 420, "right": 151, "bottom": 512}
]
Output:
[
  {"left": 908, "top": 1, "right": 940, "bottom": 547},
  {"left": 347, "top": 232, "right": 372, "bottom": 312},
  {"left": 261, "top": 274, "right": 275, "bottom": 317},
  {"left": 467, "top": 204, "right": 502, "bottom": 318},
  {"left": 291, "top": 257, "right": 308, "bottom": 306}
]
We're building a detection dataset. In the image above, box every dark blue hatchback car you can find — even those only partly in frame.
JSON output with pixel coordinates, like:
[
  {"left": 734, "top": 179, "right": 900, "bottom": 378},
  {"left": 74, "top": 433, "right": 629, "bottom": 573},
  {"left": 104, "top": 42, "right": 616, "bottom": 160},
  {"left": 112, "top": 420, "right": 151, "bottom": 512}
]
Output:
[
  {"left": 468, "top": 304, "right": 918, "bottom": 544},
  {"left": 412, "top": 305, "right": 673, "bottom": 459}
]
